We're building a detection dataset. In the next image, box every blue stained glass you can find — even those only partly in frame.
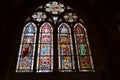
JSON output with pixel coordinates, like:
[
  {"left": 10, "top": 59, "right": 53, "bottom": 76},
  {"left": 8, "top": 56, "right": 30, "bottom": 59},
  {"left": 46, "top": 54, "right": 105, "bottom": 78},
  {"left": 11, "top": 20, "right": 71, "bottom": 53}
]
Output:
[
  {"left": 61, "top": 56, "right": 72, "bottom": 69},
  {"left": 60, "top": 24, "right": 69, "bottom": 33},
  {"left": 19, "top": 57, "right": 32, "bottom": 70},
  {"left": 53, "top": 19, "right": 57, "bottom": 24},
  {"left": 20, "top": 57, "right": 31, "bottom": 66},
  {"left": 16, "top": 1, "right": 96, "bottom": 73},
  {"left": 58, "top": 23, "right": 75, "bottom": 72},
  {"left": 37, "top": 23, "right": 53, "bottom": 72},
  {"left": 41, "top": 44, "right": 51, "bottom": 55},
  {"left": 25, "top": 34, "right": 34, "bottom": 38},
  {"left": 16, "top": 22, "right": 37, "bottom": 72},
  {"left": 25, "top": 24, "right": 35, "bottom": 33}
]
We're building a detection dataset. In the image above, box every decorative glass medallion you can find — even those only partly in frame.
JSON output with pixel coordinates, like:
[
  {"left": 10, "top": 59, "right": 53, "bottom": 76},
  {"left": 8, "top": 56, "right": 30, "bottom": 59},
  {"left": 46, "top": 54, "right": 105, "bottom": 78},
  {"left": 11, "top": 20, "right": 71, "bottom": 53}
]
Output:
[
  {"left": 32, "top": 12, "right": 47, "bottom": 22},
  {"left": 45, "top": 1, "right": 65, "bottom": 14},
  {"left": 64, "top": 13, "right": 78, "bottom": 22}
]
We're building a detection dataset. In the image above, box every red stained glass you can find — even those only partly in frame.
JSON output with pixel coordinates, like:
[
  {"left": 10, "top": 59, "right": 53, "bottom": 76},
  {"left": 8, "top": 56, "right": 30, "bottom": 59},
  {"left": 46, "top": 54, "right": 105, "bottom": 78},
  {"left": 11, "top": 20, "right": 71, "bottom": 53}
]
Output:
[
  {"left": 41, "top": 24, "right": 51, "bottom": 33},
  {"left": 16, "top": 1, "right": 95, "bottom": 73},
  {"left": 37, "top": 23, "right": 53, "bottom": 72},
  {"left": 79, "top": 56, "right": 91, "bottom": 69},
  {"left": 74, "top": 23, "right": 94, "bottom": 72},
  {"left": 39, "top": 56, "right": 51, "bottom": 70},
  {"left": 16, "top": 22, "right": 37, "bottom": 72},
  {"left": 41, "top": 33, "right": 52, "bottom": 43},
  {"left": 74, "top": 24, "right": 84, "bottom": 34}
]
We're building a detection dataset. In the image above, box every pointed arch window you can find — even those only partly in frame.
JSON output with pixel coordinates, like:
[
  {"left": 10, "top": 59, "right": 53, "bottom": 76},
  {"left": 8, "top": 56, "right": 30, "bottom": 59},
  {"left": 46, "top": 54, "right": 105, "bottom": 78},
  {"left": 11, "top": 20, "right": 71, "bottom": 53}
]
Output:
[
  {"left": 16, "top": 22, "right": 37, "bottom": 72},
  {"left": 16, "top": 1, "right": 95, "bottom": 73},
  {"left": 37, "top": 22, "right": 53, "bottom": 72},
  {"left": 58, "top": 23, "right": 75, "bottom": 72},
  {"left": 74, "top": 23, "right": 94, "bottom": 72}
]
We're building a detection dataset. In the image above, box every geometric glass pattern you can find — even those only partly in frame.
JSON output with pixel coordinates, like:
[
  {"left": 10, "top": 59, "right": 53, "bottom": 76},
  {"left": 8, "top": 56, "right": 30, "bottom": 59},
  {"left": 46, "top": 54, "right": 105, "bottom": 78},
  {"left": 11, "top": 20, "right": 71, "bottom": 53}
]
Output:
[
  {"left": 32, "top": 12, "right": 47, "bottom": 22},
  {"left": 58, "top": 23, "right": 75, "bottom": 72},
  {"left": 36, "top": 23, "right": 53, "bottom": 72},
  {"left": 45, "top": 1, "right": 65, "bottom": 14},
  {"left": 64, "top": 13, "right": 78, "bottom": 22},
  {"left": 74, "top": 23, "right": 94, "bottom": 72},
  {"left": 16, "top": 22, "right": 37, "bottom": 72},
  {"left": 16, "top": 1, "right": 95, "bottom": 73}
]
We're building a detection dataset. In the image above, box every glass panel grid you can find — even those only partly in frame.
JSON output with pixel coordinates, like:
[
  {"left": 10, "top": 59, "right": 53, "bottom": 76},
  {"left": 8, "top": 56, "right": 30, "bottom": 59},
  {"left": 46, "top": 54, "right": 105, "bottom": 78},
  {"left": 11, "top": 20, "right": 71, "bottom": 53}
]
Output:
[
  {"left": 74, "top": 23, "right": 94, "bottom": 72},
  {"left": 58, "top": 23, "right": 75, "bottom": 72},
  {"left": 36, "top": 23, "right": 53, "bottom": 72},
  {"left": 16, "top": 22, "right": 37, "bottom": 72}
]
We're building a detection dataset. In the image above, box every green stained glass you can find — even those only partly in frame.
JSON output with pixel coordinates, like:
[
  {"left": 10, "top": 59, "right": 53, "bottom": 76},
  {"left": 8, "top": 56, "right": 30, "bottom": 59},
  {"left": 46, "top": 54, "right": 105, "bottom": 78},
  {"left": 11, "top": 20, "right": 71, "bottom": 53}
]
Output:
[
  {"left": 80, "top": 44, "right": 86, "bottom": 55},
  {"left": 16, "top": 1, "right": 95, "bottom": 73},
  {"left": 74, "top": 23, "right": 94, "bottom": 72}
]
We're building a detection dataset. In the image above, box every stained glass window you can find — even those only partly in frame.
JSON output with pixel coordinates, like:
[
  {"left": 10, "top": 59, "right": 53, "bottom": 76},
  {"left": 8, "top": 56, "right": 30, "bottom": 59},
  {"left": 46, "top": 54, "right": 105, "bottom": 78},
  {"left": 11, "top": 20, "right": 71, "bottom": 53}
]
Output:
[
  {"left": 74, "top": 23, "right": 94, "bottom": 72},
  {"left": 37, "top": 23, "right": 53, "bottom": 72},
  {"left": 45, "top": 1, "right": 65, "bottom": 14},
  {"left": 16, "top": 22, "right": 37, "bottom": 72},
  {"left": 58, "top": 23, "right": 75, "bottom": 72},
  {"left": 16, "top": 1, "right": 95, "bottom": 73}
]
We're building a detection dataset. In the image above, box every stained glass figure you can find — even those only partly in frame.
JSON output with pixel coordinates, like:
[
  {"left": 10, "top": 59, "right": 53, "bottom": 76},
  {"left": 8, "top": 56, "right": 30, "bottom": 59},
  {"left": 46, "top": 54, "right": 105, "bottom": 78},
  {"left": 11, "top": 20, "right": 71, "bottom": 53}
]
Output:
[
  {"left": 37, "top": 22, "right": 53, "bottom": 72},
  {"left": 16, "top": 1, "right": 95, "bottom": 73},
  {"left": 58, "top": 23, "right": 75, "bottom": 72},
  {"left": 74, "top": 23, "right": 94, "bottom": 72},
  {"left": 45, "top": 1, "right": 65, "bottom": 14},
  {"left": 16, "top": 22, "right": 37, "bottom": 72}
]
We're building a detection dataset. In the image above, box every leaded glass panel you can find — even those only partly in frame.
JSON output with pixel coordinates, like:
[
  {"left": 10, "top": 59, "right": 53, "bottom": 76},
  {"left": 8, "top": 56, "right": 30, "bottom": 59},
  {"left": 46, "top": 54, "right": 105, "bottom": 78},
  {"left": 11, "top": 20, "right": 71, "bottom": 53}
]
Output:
[
  {"left": 58, "top": 23, "right": 75, "bottom": 72},
  {"left": 16, "top": 22, "right": 37, "bottom": 72},
  {"left": 74, "top": 23, "right": 94, "bottom": 72},
  {"left": 37, "top": 23, "right": 53, "bottom": 72}
]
